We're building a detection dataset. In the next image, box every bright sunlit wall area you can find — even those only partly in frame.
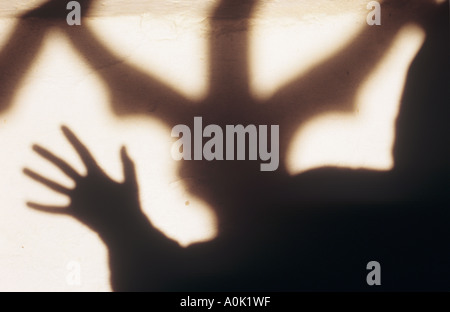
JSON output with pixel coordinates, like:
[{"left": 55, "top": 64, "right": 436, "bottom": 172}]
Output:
[{"left": 0, "top": 0, "right": 428, "bottom": 291}]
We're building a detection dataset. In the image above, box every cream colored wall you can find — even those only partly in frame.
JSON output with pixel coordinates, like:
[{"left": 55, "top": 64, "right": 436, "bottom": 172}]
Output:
[{"left": 0, "top": 1, "right": 428, "bottom": 291}]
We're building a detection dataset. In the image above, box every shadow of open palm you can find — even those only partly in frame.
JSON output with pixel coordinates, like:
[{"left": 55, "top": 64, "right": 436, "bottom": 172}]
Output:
[{"left": 14, "top": 0, "right": 450, "bottom": 290}]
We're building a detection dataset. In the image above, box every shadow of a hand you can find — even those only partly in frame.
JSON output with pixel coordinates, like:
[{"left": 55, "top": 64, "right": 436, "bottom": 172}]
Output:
[{"left": 24, "top": 126, "right": 142, "bottom": 237}]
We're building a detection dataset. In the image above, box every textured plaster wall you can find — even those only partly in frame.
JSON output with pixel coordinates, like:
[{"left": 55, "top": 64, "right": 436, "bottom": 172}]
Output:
[{"left": 0, "top": 1, "right": 430, "bottom": 291}]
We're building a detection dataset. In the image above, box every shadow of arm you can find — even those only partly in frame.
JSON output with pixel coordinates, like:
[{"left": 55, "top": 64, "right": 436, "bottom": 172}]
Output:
[
  {"left": 24, "top": 126, "right": 184, "bottom": 291},
  {"left": 266, "top": 0, "right": 440, "bottom": 129}
]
